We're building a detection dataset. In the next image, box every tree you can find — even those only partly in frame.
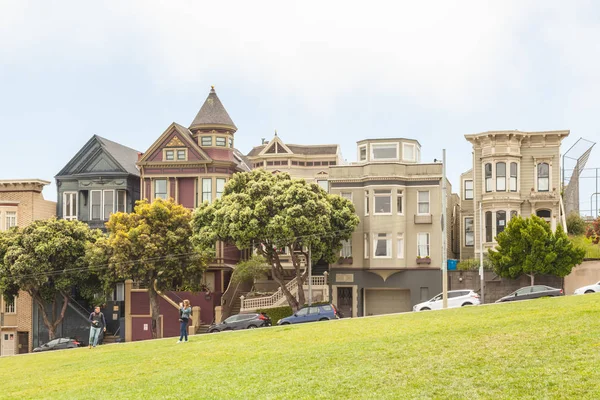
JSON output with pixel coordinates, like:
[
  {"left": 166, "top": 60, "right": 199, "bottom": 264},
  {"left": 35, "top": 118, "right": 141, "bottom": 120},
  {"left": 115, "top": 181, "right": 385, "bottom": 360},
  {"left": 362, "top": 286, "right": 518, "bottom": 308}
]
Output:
[
  {"left": 586, "top": 216, "right": 600, "bottom": 244},
  {"left": 231, "top": 255, "right": 270, "bottom": 292},
  {"left": 0, "top": 218, "right": 103, "bottom": 340},
  {"left": 191, "top": 170, "right": 359, "bottom": 312},
  {"left": 488, "top": 215, "right": 585, "bottom": 285},
  {"left": 87, "top": 199, "right": 210, "bottom": 339},
  {"left": 566, "top": 212, "right": 586, "bottom": 235}
]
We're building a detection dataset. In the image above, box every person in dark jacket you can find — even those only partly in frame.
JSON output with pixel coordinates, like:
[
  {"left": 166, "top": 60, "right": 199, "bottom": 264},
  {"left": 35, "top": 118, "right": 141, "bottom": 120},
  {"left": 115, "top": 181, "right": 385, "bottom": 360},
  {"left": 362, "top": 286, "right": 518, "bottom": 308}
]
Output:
[
  {"left": 88, "top": 306, "right": 106, "bottom": 348},
  {"left": 177, "top": 300, "right": 192, "bottom": 343}
]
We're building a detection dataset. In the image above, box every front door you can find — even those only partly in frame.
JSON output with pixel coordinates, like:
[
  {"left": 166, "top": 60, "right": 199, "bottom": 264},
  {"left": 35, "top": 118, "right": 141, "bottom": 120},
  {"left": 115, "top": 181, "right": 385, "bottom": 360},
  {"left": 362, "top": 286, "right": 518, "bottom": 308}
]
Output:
[
  {"left": 1, "top": 332, "right": 15, "bottom": 356},
  {"left": 17, "top": 332, "right": 29, "bottom": 354},
  {"left": 337, "top": 287, "right": 353, "bottom": 318}
]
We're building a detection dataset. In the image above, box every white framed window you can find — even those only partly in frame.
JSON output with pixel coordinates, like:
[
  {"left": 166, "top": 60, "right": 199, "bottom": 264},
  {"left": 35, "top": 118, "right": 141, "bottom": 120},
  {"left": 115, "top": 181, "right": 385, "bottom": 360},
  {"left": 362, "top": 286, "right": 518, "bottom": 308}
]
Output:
[
  {"left": 373, "top": 233, "right": 391, "bottom": 258},
  {"left": 216, "top": 178, "right": 226, "bottom": 199},
  {"left": 371, "top": 143, "right": 399, "bottom": 161},
  {"left": 464, "top": 217, "right": 474, "bottom": 247},
  {"left": 201, "top": 136, "right": 212, "bottom": 146},
  {"left": 417, "top": 191, "right": 430, "bottom": 215},
  {"left": 63, "top": 192, "right": 78, "bottom": 221},
  {"left": 340, "top": 239, "right": 352, "bottom": 258},
  {"left": 90, "top": 190, "right": 102, "bottom": 220},
  {"left": 364, "top": 233, "right": 370, "bottom": 259},
  {"left": 374, "top": 190, "right": 392, "bottom": 214},
  {"left": 397, "top": 233, "right": 404, "bottom": 259},
  {"left": 417, "top": 233, "right": 430, "bottom": 257},
  {"left": 154, "top": 179, "right": 168, "bottom": 200},
  {"left": 537, "top": 163, "right": 549, "bottom": 192},
  {"left": 165, "top": 150, "right": 175, "bottom": 161},
  {"left": 510, "top": 162, "right": 518, "bottom": 192},
  {"left": 317, "top": 180, "right": 329, "bottom": 192},
  {"left": 464, "top": 180, "right": 473, "bottom": 200},
  {"left": 116, "top": 190, "right": 127, "bottom": 213},
  {"left": 496, "top": 162, "right": 506, "bottom": 192},
  {"left": 103, "top": 190, "right": 114, "bottom": 219},
  {"left": 485, "top": 211, "right": 493, "bottom": 242},
  {"left": 396, "top": 190, "right": 403, "bottom": 215},
  {"left": 485, "top": 163, "right": 493, "bottom": 192},
  {"left": 341, "top": 192, "right": 353, "bottom": 202},
  {"left": 4, "top": 296, "right": 16, "bottom": 314},
  {"left": 359, "top": 145, "right": 367, "bottom": 162},
  {"left": 177, "top": 149, "right": 187, "bottom": 161},
  {"left": 5, "top": 211, "right": 17, "bottom": 230},
  {"left": 202, "top": 178, "right": 212, "bottom": 203},
  {"left": 402, "top": 143, "right": 416, "bottom": 162},
  {"left": 216, "top": 137, "right": 226, "bottom": 147},
  {"left": 364, "top": 190, "right": 370, "bottom": 216}
]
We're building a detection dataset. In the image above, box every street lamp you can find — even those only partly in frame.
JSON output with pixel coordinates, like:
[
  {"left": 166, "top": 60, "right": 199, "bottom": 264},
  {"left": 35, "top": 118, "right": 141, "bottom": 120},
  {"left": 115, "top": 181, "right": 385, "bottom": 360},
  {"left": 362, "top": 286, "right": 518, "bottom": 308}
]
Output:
[{"left": 434, "top": 150, "right": 448, "bottom": 309}]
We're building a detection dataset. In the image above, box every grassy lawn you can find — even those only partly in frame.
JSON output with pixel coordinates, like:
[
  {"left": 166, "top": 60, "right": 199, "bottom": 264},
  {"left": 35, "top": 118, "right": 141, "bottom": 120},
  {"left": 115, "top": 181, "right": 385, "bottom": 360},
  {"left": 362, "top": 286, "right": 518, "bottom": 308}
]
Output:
[
  {"left": 570, "top": 235, "right": 600, "bottom": 259},
  {"left": 2, "top": 295, "right": 600, "bottom": 399}
]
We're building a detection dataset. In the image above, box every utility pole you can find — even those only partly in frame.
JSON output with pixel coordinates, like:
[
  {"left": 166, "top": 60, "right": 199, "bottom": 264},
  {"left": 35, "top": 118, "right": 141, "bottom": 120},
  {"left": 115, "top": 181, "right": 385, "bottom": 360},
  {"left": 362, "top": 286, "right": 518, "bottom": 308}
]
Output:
[
  {"left": 442, "top": 149, "right": 448, "bottom": 309},
  {"left": 479, "top": 202, "right": 485, "bottom": 304},
  {"left": 308, "top": 245, "right": 312, "bottom": 306}
]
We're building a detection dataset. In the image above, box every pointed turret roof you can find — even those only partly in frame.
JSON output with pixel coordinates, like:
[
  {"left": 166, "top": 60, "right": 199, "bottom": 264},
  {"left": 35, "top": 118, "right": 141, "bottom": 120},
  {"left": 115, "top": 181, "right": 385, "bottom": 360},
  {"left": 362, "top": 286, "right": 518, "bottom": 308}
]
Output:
[{"left": 189, "top": 86, "right": 237, "bottom": 132}]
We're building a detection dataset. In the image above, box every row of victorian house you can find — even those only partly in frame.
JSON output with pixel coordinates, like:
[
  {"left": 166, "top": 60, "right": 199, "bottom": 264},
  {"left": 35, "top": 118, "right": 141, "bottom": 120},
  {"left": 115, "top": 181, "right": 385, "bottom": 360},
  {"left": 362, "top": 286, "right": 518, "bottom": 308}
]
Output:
[{"left": 0, "top": 86, "right": 569, "bottom": 355}]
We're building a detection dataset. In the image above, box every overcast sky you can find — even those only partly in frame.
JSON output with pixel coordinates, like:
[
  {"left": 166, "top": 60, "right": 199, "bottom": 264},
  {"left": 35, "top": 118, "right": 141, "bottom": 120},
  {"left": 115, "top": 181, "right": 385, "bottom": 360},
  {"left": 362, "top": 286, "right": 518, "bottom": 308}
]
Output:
[{"left": 1, "top": 1, "right": 598, "bottom": 206}]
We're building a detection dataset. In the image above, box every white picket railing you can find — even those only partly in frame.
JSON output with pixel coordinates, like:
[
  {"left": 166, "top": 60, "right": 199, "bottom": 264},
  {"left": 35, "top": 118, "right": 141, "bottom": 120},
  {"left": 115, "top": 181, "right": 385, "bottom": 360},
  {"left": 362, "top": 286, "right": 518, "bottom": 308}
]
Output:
[{"left": 241, "top": 275, "right": 328, "bottom": 311}]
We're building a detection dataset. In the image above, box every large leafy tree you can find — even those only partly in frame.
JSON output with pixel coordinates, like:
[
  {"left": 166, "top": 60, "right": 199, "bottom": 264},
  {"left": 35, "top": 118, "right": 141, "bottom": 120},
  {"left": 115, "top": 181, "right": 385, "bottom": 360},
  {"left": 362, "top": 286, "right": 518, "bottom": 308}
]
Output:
[
  {"left": 488, "top": 215, "right": 585, "bottom": 285},
  {"left": 87, "top": 199, "right": 210, "bottom": 339},
  {"left": 191, "top": 170, "right": 359, "bottom": 312},
  {"left": 586, "top": 216, "right": 600, "bottom": 244},
  {"left": 0, "top": 218, "right": 103, "bottom": 340}
]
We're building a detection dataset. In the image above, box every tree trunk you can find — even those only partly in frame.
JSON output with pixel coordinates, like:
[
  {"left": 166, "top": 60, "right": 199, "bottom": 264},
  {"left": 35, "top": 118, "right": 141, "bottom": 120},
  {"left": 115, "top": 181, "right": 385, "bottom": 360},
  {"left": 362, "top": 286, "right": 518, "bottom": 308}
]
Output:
[
  {"left": 296, "top": 267, "right": 306, "bottom": 307},
  {"left": 529, "top": 274, "right": 535, "bottom": 286},
  {"left": 147, "top": 283, "right": 161, "bottom": 339},
  {"left": 31, "top": 292, "right": 70, "bottom": 341},
  {"left": 271, "top": 264, "right": 300, "bottom": 312}
]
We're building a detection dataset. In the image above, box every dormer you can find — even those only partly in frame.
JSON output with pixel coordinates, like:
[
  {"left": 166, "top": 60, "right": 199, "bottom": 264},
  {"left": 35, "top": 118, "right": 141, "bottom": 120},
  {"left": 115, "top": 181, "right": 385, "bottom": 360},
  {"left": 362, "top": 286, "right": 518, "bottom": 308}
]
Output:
[{"left": 356, "top": 138, "right": 421, "bottom": 163}]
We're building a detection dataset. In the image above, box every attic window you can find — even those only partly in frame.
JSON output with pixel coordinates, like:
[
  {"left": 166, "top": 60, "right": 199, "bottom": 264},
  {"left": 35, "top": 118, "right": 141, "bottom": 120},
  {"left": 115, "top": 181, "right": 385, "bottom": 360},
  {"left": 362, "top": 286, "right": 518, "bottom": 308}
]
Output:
[
  {"left": 177, "top": 149, "right": 187, "bottom": 161},
  {"left": 216, "top": 137, "right": 226, "bottom": 147},
  {"left": 165, "top": 150, "right": 175, "bottom": 161}
]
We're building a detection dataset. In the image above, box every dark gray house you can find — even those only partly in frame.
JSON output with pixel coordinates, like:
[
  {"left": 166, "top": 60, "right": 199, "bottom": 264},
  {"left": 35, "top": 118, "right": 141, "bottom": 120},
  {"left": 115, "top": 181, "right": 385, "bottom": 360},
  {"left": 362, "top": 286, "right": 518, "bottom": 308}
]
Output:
[{"left": 55, "top": 135, "right": 141, "bottom": 230}]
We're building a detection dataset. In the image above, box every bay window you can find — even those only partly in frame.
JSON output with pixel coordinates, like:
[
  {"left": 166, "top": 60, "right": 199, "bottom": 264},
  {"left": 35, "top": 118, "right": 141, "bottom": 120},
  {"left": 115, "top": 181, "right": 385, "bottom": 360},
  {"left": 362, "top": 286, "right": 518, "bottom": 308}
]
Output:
[
  {"left": 371, "top": 143, "right": 398, "bottom": 161},
  {"left": 202, "top": 178, "right": 212, "bottom": 203},
  {"left": 364, "top": 233, "right": 369, "bottom": 259},
  {"left": 485, "top": 211, "right": 492, "bottom": 242},
  {"left": 397, "top": 233, "right": 404, "bottom": 259},
  {"left": 91, "top": 190, "right": 102, "bottom": 220},
  {"left": 365, "top": 190, "right": 370, "bottom": 216},
  {"left": 510, "top": 162, "right": 518, "bottom": 192},
  {"left": 402, "top": 143, "right": 415, "bottom": 162},
  {"left": 63, "top": 192, "right": 78, "bottom": 220},
  {"left": 201, "top": 136, "right": 212, "bottom": 146},
  {"left": 116, "top": 190, "right": 127, "bottom": 213},
  {"left": 496, "top": 211, "right": 506, "bottom": 235},
  {"left": 216, "top": 178, "right": 226, "bottom": 199},
  {"left": 374, "top": 190, "right": 392, "bottom": 214},
  {"left": 485, "top": 163, "right": 492, "bottom": 192},
  {"left": 496, "top": 162, "right": 506, "bottom": 191},
  {"left": 374, "top": 233, "right": 391, "bottom": 258},
  {"left": 154, "top": 179, "right": 167, "bottom": 200},
  {"left": 103, "top": 190, "right": 114, "bottom": 219},
  {"left": 396, "top": 190, "right": 403, "bottom": 214}
]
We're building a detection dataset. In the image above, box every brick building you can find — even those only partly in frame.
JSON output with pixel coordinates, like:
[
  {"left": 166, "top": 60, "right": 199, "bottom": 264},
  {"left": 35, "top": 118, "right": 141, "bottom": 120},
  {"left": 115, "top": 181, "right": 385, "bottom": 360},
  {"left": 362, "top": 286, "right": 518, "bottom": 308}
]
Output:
[{"left": 0, "top": 179, "right": 56, "bottom": 356}]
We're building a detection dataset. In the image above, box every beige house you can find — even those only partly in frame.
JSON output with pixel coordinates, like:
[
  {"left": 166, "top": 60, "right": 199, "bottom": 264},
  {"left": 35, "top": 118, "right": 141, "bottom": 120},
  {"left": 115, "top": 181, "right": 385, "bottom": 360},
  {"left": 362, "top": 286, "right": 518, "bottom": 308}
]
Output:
[
  {"left": 328, "top": 138, "right": 456, "bottom": 318},
  {"left": 460, "top": 130, "right": 569, "bottom": 259},
  {"left": 0, "top": 179, "right": 56, "bottom": 356}
]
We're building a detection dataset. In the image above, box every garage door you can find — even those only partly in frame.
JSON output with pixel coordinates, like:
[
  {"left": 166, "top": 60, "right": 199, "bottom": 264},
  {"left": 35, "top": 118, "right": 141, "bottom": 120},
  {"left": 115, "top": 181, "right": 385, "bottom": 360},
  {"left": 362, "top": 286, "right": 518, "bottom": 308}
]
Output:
[{"left": 365, "top": 289, "right": 411, "bottom": 316}]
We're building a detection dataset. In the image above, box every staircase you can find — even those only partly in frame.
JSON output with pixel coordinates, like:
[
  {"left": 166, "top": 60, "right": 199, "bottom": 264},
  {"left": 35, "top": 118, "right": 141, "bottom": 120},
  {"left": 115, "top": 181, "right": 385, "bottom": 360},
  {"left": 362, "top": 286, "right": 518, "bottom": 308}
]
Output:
[
  {"left": 102, "top": 334, "right": 121, "bottom": 344},
  {"left": 196, "top": 324, "right": 211, "bottom": 334},
  {"left": 240, "top": 276, "right": 329, "bottom": 312},
  {"left": 230, "top": 291, "right": 248, "bottom": 316}
]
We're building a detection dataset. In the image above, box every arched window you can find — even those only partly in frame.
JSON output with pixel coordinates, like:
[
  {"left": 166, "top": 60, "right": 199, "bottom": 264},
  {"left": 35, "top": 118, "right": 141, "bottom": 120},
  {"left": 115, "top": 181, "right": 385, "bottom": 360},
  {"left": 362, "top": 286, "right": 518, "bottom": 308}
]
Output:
[
  {"left": 485, "top": 164, "right": 493, "bottom": 192},
  {"left": 537, "top": 163, "right": 549, "bottom": 192},
  {"left": 536, "top": 209, "right": 551, "bottom": 223},
  {"left": 496, "top": 162, "right": 506, "bottom": 191},
  {"left": 496, "top": 211, "right": 507, "bottom": 234},
  {"left": 510, "top": 162, "right": 518, "bottom": 192}
]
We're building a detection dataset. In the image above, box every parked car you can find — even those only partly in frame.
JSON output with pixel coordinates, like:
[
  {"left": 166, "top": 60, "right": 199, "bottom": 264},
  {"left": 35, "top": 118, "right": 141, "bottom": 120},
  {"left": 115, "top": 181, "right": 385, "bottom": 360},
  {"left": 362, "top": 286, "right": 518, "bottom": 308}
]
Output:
[
  {"left": 495, "top": 285, "right": 563, "bottom": 303},
  {"left": 208, "top": 313, "right": 271, "bottom": 333},
  {"left": 413, "top": 290, "right": 480, "bottom": 311},
  {"left": 277, "top": 304, "right": 340, "bottom": 325},
  {"left": 33, "top": 338, "right": 81, "bottom": 352},
  {"left": 574, "top": 281, "right": 600, "bottom": 295}
]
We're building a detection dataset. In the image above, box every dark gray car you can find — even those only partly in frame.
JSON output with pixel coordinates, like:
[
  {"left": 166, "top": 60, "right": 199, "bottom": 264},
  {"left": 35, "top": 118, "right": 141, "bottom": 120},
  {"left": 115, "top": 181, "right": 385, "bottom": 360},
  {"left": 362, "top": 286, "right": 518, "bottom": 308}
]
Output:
[
  {"left": 495, "top": 285, "right": 563, "bottom": 303},
  {"left": 208, "top": 313, "right": 271, "bottom": 333}
]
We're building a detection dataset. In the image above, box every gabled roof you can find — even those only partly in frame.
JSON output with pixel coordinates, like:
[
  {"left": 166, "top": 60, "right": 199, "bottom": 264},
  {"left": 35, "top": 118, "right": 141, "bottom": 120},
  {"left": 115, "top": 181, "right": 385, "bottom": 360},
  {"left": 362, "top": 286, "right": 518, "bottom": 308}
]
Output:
[
  {"left": 56, "top": 135, "right": 140, "bottom": 178},
  {"left": 189, "top": 86, "right": 237, "bottom": 131},
  {"left": 247, "top": 135, "right": 339, "bottom": 158},
  {"left": 138, "top": 123, "right": 212, "bottom": 164}
]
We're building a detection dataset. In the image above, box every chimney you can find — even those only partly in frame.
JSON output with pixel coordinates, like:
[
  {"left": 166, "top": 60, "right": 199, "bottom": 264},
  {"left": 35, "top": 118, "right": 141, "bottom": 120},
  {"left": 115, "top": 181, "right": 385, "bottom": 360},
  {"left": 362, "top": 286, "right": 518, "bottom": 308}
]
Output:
[{"left": 138, "top": 152, "right": 144, "bottom": 161}]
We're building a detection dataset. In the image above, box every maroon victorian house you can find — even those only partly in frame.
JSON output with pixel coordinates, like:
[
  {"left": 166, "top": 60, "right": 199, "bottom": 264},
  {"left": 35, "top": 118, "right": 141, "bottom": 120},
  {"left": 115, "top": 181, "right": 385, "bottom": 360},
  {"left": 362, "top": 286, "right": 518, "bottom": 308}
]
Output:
[{"left": 127, "top": 87, "right": 251, "bottom": 341}]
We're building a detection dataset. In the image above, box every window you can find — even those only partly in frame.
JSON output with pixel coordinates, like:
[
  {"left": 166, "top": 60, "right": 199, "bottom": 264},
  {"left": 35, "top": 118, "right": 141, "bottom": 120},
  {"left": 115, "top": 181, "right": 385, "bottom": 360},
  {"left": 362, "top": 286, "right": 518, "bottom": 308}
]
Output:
[
  {"left": 371, "top": 143, "right": 398, "bottom": 160},
  {"left": 201, "top": 136, "right": 212, "bottom": 146},
  {"left": 397, "top": 233, "right": 404, "bottom": 259},
  {"left": 374, "top": 233, "right": 391, "bottom": 258},
  {"left": 154, "top": 179, "right": 167, "bottom": 200},
  {"left": 216, "top": 178, "right": 226, "bottom": 199},
  {"left": 537, "top": 163, "right": 549, "bottom": 192},
  {"left": 485, "top": 163, "right": 492, "bottom": 192},
  {"left": 496, "top": 162, "right": 506, "bottom": 191},
  {"left": 216, "top": 137, "right": 226, "bottom": 147},
  {"left": 485, "top": 211, "right": 492, "bottom": 242},
  {"left": 3, "top": 211, "right": 16, "bottom": 230},
  {"left": 365, "top": 190, "right": 369, "bottom": 216},
  {"left": 510, "top": 162, "right": 518, "bottom": 192},
  {"left": 510, "top": 210, "right": 518, "bottom": 220},
  {"left": 359, "top": 146, "right": 367, "bottom": 161},
  {"left": 228, "top": 137, "right": 233, "bottom": 148},
  {"left": 340, "top": 240, "right": 352, "bottom": 258},
  {"left": 418, "top": 191, "right": 430, "bottom": 214},
  {"left": 306, "top": 162, "right": 314, "bottom": 167},
  {"left": 116, "top": 190, "right": 126, "bottom": 213},
  {"left": 402, "top": 143, "right": 416, "bottom": 161},
  {"left": 4, "top": 297, "right": 15, "bottom": 314},
  {"left": 464, "top": 217, "right": 474, "bottom": 246},
  {"left": 63, "top": 192, "right": 78, "bottom": 220},
  {"left": 536, "top": 209, "right": 551, "bottom": 222},
  {"left": 417, "top": 233, "right": 430, "bottom": 257},
  {"left": 317, "top": 180, "right": 329, "bottom": 192},
  {"left": 464, "top": 180, "right": 473, "bottom": 200},
  {"left": 296, "top": 308, "right": 308, "bottom": 317},
  {"left": 396, "top": 190, "right": 403, "bottom": 214},
  {"left": 374, "top": 190, "right": 392, "bottom": 214},
  {"left": 165, "top": 150, "right": 175, "bottom": 161},
  {"left": 341, "top": 192, "right": 352, "bottom": 201},
  {"left": 364, "top": 233, "right": 369, "bottom": 259},
  {"left": 103, "top": 190, "right": 114, "bottom": 219},
  {"left": 91, "top": 190, "right": 102, "bottom": 220},
  {"left": 202, "top": 178, "right": 212, "bottom": 203},
  {"left": 177, "top": 150, "right": 186, "bottom": 160},
  {"left": 496, "top": 211, "right": 506, "bottom": 235}
]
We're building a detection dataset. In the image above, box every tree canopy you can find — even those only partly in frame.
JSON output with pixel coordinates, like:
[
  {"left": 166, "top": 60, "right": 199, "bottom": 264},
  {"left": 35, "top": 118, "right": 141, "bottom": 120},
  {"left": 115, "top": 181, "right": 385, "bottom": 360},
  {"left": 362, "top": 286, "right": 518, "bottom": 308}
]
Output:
[
  {"left": 87, "top": 199, "right": 210, "bottom": 339},
  {"left": 488, "top": 215, "right": 585, "bottom": 285},
  {"left": 0, "top": 218, "right": 103, "bottom": 339},
  {"left": 192, "top": 170, "right": 359, "bottom": 312},
  {"left": 586, "top": 216, "right": 600, "bottom": 245}
]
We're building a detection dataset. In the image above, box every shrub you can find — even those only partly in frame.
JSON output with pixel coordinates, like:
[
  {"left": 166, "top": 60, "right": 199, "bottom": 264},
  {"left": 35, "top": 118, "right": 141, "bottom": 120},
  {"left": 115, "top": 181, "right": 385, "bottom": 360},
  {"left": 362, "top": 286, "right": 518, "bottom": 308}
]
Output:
[
  {"left": 457, "top": 258, "right": 491, "bottom": 271},
  {"left": 567, "top": 212, "right": 586, "bottom": 235}
]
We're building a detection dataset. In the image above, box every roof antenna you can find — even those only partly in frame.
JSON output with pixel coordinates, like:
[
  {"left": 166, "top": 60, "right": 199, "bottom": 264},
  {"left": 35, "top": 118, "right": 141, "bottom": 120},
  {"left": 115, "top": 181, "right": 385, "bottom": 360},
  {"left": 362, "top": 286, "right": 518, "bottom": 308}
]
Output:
[
  {"left": 274, "top": 129, "right": 278, "bottom": 137},
  {"left": 261, "top": 138, "right": 266, "bottom": 145}
]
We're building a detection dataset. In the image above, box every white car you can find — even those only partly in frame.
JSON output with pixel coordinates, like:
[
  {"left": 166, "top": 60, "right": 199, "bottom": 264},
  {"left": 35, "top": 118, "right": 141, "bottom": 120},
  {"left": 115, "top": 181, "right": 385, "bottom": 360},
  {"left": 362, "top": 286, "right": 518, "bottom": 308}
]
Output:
[
  {"left": 413, "top": 290, "right": 481, "bottom": 311},
  {"left": 574, "top": 281, "right": 600, "bottom": 295}
]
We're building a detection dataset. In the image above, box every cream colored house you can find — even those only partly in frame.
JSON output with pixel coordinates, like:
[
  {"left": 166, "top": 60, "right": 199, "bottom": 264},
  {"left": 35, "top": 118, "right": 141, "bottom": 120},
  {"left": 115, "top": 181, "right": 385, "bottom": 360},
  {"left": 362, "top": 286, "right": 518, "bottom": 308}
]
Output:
[
  {"left": 328, "top": 138, "right": 456, "bottom": 318},
  {"left": 460, "top": 130, "right": 569, "bottom": 259}
]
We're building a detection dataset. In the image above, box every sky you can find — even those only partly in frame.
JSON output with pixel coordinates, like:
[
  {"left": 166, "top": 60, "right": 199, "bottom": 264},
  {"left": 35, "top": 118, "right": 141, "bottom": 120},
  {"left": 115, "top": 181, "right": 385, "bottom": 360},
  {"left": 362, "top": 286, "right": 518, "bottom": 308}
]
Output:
[{"left": 1, "top": 1, "right": 599, "bottom": 210}]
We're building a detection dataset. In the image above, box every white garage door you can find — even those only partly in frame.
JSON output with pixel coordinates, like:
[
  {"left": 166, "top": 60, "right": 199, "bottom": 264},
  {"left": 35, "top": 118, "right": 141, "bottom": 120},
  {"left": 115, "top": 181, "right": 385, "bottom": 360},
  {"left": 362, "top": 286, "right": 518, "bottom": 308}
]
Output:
[{"left": 365, "top": 289, "right": 411, "bottom": 316}]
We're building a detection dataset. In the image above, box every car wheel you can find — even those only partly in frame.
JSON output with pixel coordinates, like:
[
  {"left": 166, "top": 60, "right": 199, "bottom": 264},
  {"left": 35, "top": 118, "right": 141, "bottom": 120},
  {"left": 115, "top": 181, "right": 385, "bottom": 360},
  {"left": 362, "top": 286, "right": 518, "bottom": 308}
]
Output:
[
  {"left": 319, "top": 318, "right": 328, "bottom": 321},
  {"left": 420, "top": 307, "right": 431, "bottom": 311},
  {"left": 247, "top": 325, "right": 257, "bottom": 329},
  {"left": 462, "top": 303, "right": 472, "bottom": 307},
  {"left": 585, "top": 290, "right": 595, "bottom": 294}
]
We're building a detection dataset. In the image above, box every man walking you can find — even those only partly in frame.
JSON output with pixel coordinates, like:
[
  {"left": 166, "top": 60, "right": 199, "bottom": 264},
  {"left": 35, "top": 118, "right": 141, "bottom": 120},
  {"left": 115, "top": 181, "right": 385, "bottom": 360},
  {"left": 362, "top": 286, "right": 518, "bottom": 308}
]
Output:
[{"left": 88, "top": 306, "right": 106, "bottom": 349}]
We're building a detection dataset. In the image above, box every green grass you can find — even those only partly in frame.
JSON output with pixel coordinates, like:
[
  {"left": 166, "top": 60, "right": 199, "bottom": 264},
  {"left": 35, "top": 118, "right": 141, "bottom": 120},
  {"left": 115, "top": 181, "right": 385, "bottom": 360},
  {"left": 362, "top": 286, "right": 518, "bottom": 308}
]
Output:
[
  {"left": 570, "top": 235, "right": 600, "bottom": 259},
  {"left": 2, "top": 295, "right": 600, "bottom": 399}
]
